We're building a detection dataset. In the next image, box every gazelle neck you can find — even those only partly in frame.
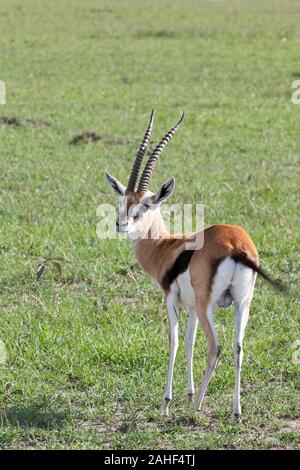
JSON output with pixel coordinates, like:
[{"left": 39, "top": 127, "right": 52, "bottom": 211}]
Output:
[{"left": 132, "top": 209, "right": 187, "bottom": 286}]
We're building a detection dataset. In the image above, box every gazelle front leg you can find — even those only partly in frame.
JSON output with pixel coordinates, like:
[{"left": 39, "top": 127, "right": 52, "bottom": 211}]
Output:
[
  {"left": 184, "top": 309, "right": 198, "bottom": 403},
  {"left": 194, "top": 302, "right": 221, "bottom": 411},
  {"left": 160, "top": 293, "right": 179, "bottom": 416}
]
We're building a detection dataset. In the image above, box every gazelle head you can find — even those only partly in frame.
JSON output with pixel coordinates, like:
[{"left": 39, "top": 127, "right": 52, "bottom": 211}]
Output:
[{"left": 105, "top": 111, "right": 184, "bottom": 240}]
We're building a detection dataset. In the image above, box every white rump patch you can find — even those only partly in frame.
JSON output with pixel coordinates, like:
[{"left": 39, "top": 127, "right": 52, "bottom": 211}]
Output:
[
  {"left": 211, "top": 257, "right": 255, "bottom": 307},
  {"left": 210, "top": 257, "right": 236, "bottom": 306},
  {"left": 231, "top": 262, "right": 256, "bottom": 306}
]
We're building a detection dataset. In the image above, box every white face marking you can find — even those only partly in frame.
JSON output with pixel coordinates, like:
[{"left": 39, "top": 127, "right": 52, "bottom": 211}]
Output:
[{"left": 117, "top": 191, "right": 160, "bottom": 241}]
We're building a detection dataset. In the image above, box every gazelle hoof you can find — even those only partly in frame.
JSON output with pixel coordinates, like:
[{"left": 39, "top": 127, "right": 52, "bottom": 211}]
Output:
[
  {"left": 186, "top": 393, "right": 195, "bottom": 406},
  {"left": 233, "top": 403, "right": 241, "bottom": 420},
  {"left": 160, "top": 398, "right": 170, "bottom": 416},
  {"left": 160, "top": 407, "right": 169, "bottom": 417},
  {"left": 194, "top": 403, "right": 200, "bottom": 411}
]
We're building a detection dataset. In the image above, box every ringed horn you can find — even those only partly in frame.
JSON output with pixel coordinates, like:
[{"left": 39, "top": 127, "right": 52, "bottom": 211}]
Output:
[
  {"left": 137, "top": 112, "right": 184, "bottom": 193},
  {"left": 127, "top": 110, "right": 155, "bottom": 192}
]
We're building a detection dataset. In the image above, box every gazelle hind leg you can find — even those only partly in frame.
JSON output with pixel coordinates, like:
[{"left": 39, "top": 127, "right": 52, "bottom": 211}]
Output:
[
  {"left": 194, "top": 303, "right": 220, "bottom": 411},
  {"left": 184, "top": 309, "right": 198, "bottom": 402},
  {"left": 233, "top": 302, "right": 249, "bottom": 417},
  {"left": 160, "top": 293, "right": 179, "bottom": 416},
  {"left": 232, "top": 270, "right": 257, "bottom": 418}
]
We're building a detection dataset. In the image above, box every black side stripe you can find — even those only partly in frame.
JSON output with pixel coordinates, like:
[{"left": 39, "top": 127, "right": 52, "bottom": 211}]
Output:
[
  {"left": 162, "top": 251, "right": 287, "bottom": 294},
  {"left": 161, "top": 250, "right": 195, "bottom": 290}
]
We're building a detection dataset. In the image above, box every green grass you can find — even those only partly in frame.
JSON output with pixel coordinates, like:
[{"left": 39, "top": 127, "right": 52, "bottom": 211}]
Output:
[{"left": 0, "top": 0, "right": 299, "bottom": 450}]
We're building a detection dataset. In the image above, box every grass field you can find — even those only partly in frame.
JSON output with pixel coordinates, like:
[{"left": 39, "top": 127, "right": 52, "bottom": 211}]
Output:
[{"left": 0, "top": 0, "right": 299, "bottom": 450}]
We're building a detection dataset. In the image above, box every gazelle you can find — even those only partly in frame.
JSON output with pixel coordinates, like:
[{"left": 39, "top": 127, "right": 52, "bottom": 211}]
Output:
[{"left": 105, "top": 111, "right": 283, "bottom": 418}]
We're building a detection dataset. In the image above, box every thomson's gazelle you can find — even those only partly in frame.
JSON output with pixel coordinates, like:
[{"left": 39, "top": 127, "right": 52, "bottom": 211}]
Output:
[{"left": 105, "top": 111, "right": 283, "bottom": 418}]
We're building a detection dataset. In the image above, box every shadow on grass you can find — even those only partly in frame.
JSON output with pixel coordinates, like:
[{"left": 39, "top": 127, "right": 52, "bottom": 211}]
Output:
[{"left": 0, "top": 401, "right": 70, "bottom": 430}]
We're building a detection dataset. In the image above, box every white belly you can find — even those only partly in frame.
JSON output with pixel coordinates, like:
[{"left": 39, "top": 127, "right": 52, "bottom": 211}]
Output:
[{"left": 176, "top": 269, "right": 196, "bottom": 310}]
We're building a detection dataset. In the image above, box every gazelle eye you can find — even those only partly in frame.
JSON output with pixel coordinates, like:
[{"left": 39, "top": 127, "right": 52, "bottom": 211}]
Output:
[{"left": 140, "top": 201, "right": 150, "bottom": 214}]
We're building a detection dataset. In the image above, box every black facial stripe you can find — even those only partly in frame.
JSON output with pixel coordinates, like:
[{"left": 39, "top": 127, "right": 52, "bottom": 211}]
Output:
[
  {"left": 161, "top": 250, "right": 195, "bottom": 290},
  {"left": 131, "top": 203, "right": 149, "bottom": 221}
]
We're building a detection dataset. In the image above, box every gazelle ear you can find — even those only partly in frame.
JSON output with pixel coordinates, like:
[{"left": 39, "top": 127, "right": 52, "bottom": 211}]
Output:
[
  {"left": 105, "top": 172, "right": 126, "bottom": 196},
  {"left": 154, "top": 178, "right": 175, "bottom": 205}
]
